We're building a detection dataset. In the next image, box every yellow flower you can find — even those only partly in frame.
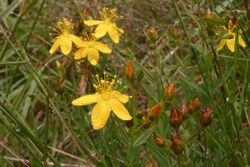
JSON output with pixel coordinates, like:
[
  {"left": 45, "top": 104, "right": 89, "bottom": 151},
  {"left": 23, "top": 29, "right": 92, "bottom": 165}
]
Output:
[
  {"left": 84, "top": 8, "right": 124, "bottom": 44},
  {"left": 74, "top": 34, "right": 112, "bottom": 65},
  {"left": 217, "top": 20, "right": 246, "bottom": 52},
  {"left": 50, "top": 18, "right": 82, "bottom": 55},
  {"left": 72, "top": 74, "right": 132, "bottom": 130}
]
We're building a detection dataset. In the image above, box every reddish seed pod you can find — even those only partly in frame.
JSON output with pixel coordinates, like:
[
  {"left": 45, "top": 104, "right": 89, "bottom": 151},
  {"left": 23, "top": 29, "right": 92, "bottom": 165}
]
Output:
[
  {"left": 171, "top": 131, "right": 184, "bottom": 155},
  {"left": 169, "top": 108, "right": 183, "bottom": 128},
  {"left": 199, "top": 106, "right": 213, "bottom": 127}
]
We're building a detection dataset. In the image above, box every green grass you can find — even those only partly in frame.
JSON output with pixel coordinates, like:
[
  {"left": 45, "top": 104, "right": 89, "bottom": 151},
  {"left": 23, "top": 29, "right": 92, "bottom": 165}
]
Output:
[{"left": 0, "top": 0, "right": 249, "bottom": 166}]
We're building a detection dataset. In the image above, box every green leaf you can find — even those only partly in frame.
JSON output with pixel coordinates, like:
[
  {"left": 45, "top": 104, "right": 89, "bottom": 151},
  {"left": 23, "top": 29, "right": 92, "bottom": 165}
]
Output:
[
  {"left": 0, "top": 0, "right": 21, "bottom": 18},
  {"left": 132, "top": 124, "right": 156, "bottom": 147}
]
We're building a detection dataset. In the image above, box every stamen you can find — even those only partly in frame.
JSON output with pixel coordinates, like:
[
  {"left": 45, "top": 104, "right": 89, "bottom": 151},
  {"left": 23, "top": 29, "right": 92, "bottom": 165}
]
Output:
[
  {"left": 52, "top": 18, "right": 73, "bottom": 35},
  {"left": 82, "top": 32, "right": 95, "bottom": 41},
  {"left": 99, "top": 8, "right": 120, "bottom": 21},
  {"left": 92, "top": 73, "right": 118, "bottom": 94}
]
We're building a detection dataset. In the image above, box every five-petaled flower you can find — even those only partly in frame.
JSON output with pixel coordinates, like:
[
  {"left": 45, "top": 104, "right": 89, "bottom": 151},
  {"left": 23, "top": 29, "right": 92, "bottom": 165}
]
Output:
[
  {"left": 50, "top": 18, "right": 82, "bottom": 55},
  {"left": 72, "top": 74, "right": 132, "bottom": 130},
  {"left": 74, "top": 33, "right": 112, "bottom": 65},
  {"left": 217, "top": 20, "right": 246, "bottom": 52},
  {"left": 84, "top": 8, "right": 124, "bottom": 44}
]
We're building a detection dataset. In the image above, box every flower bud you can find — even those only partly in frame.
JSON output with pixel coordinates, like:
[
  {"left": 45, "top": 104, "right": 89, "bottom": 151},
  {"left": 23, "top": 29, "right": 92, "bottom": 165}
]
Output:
[
  {"left": 206, "top": 11, "right": 214, "bottom": 19},
  {"left": 125, "top": 62, "right": 135, "bottom": 81},
  {"left": 147, "top": 103, "right": 162, "bottom": 118},
  {"left": 171, "top": 131, "right": 184, "bottom": 155},
  {"left": 164, "top": 84, "right": 174, "bottom": 99},
  {"left": 199, "top": 106, "right": 213, "bottom": 127},
  {"left": 170, "top": 26, "right": 179, "bottom": 39},
  {"left": 148, "top": 27, "right": 158, "bottom": 41},
  {"left": 180, "top": 103, "right": 188, "bottom": 118},
  {"left": 82, "top": 6, "right": 90, "bottom": 18},
  {"left": 192, "top": 97, "right": 201, "bottom": 109},
  {"left": 169, "top": 108, "right": 183, "bottom": 128},
  {"left": 154, "top": 134, "right": 165, "bottom": 147}
]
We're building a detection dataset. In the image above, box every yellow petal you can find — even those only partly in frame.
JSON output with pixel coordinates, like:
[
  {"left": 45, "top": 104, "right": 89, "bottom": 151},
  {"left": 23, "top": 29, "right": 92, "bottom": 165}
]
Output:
[
  {"left": 216, "top": 39, "right": 226, "bottom": 51},
  {"left": 238, "top": 35, "right": 246, "bottom": 48},
  {"left": 94, "top": 24, "right": 109, "bottom": 38},
  {"left": 70, "top": 35, "right": 83, "bottom": 46},
  {"left": 108, "top": 24, "right": 119, "bottom": 43},
  {"left": 114, "top": 24, "right": 124, "bottom": 33},
  {"left": 74, "top": 48, "right": 88, "bottom": 60},
  {"left": 49, "top": 37, "right": 62, "bottom": 54},
  {"left": 87, "top": 48, "right": 99, "bottom": 66},
  {"left": 109, "top": 98, "right": 132, "bottom": 120},
  {"left": 60, "top": 36, "right": 72, "bottom": 55},
  {"left": 226, "top": 38, "right": 235, "bottom": 52},
  {"left": 112, "top": 90, "right": 129, "bottom": 103},
  {"left": 91, "top": 101, "right": 111, "bottom": 130},
  {"left": 84, "top": 20, "right": 103, "bottom": 26},
  {"left": 94, "top": 42, "right": 112, "bottom": 53},
  {"left": 72, "top": 94, "right": 100, "bottom": 106}
]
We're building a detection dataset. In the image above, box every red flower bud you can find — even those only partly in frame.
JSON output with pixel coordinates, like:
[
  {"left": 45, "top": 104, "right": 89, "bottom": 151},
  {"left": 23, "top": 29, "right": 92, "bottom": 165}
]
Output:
[
  {"left": 147, "top": 103, "right": 162, "bottom": 118},
  {"left": 199, "top": 106, "right": 213, "bottom": 126},
  {"left": 154, "top": 134, "right": 165, "bottom": 147},
  {"left": 188, "top": 97, "right": 201, "bottom": 114},
  {"left": 192, "top": 97, "right": 201, "bottom": 109},
  {"left": 125, "top": 62, "right": 135, "bottom": 80},
  {"left": 164, "top": 84, "right": 174, "bottom": 99},
  {"left": 169, "top": 108, "right": 183, "bottom": 128}
]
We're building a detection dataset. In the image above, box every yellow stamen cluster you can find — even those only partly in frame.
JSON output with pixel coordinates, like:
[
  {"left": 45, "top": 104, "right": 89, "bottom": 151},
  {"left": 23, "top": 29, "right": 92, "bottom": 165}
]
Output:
[
  {"left": 53, "top": 18, "right": 73, "bottom": 35},
  {"left": 226, "top": 20, "right": 235, "bottom": 31},
  {"left": 99, "top": 8, "right": 119, "bottom": 21},
  {"left": 93, "top": 73, "right": 117, "bottom": 94},
  {"left": 82, "top": 32, "right": 96, "bottom": 41}
]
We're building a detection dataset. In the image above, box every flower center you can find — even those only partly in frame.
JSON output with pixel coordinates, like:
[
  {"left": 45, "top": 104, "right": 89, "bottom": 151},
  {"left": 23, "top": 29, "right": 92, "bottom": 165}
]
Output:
[
  {"left": 82, "top": 33, "right": 96, "bottom": 47},
  {"left": 93, "top": 73, "right": 118, "bottom": 100},
  {"left": 54, "top": 18, "right": 73, "bottom": 35},
  {"left": 99, "top": 8, "right": 119, "bottom": 22},
  {"left": 226, "top": 20, "right": 236, "bottom": 32}
]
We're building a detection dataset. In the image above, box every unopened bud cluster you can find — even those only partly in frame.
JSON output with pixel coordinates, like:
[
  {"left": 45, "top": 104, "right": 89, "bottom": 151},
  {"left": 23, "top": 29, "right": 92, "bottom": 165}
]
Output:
[{"left": 166, "top": 93, "right": 213, "bottom": 155}]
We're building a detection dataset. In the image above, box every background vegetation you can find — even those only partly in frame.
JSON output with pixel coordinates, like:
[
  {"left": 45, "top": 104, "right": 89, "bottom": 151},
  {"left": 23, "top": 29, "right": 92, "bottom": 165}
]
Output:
[{"left": 0, "top": 0, "right": 249, "bottom": 166}]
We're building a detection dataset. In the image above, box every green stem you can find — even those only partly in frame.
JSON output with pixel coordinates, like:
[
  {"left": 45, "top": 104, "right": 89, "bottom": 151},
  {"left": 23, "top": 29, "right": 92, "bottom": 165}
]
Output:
[{"left": 24, "top": 0, "right": 46, "bottom": 49}]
